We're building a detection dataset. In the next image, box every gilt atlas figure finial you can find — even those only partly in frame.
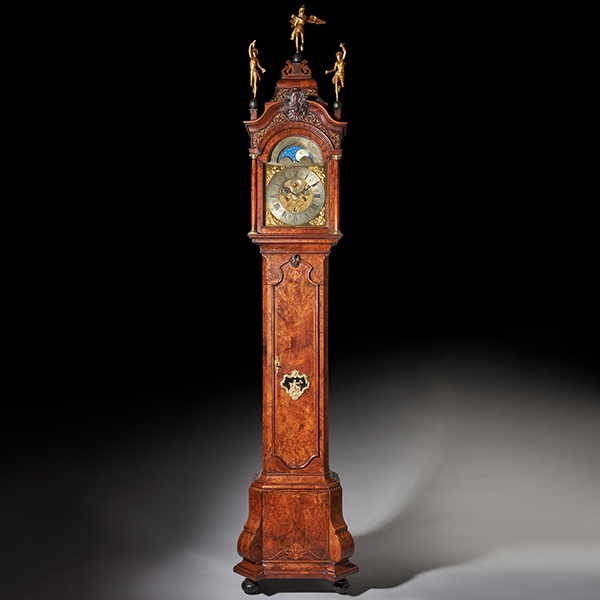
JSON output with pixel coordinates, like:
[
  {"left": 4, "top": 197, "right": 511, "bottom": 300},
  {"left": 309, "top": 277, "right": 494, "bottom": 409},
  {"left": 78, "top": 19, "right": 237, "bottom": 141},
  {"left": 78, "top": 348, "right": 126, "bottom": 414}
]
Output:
[
  {"left": 290, "top": 5, "right": 325, "bottom": 53},
  {"left": 325, "top": 42, "right": 346, "bottom": 102},
  {"left": 248, "top": 40, "right": 266, "bottom": 99}
]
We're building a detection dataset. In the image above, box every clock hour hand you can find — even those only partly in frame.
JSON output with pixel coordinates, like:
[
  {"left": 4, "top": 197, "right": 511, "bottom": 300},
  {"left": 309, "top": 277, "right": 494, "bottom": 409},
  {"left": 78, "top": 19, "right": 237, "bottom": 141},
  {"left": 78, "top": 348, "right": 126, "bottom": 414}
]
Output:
[{"left": 292, "top": 181, "right": 309, "bottom": 197}]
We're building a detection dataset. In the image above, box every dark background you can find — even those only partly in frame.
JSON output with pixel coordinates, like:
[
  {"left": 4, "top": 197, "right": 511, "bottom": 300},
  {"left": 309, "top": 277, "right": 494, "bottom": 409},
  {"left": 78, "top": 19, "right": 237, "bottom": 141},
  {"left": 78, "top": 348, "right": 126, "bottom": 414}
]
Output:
[
  {"left": 9, "top": 4, "right": 596, "bottom": 416},
  {"left": 4, "top": 4, "right": 597, "bottom": 597}
]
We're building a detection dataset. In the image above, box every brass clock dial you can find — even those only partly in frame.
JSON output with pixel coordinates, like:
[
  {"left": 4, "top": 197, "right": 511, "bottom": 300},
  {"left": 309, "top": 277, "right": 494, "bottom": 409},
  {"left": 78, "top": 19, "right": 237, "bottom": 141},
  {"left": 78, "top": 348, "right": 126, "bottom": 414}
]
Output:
[{"left": 266, "top": 165, "right": 326, "bottom": 226}]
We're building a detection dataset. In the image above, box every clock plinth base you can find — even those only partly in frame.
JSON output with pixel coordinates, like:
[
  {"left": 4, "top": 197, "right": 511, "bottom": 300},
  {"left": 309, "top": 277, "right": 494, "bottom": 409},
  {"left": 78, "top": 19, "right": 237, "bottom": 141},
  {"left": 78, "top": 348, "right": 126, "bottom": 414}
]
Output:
[
  {"left": 234, "top": 472, "right": 358, "bottom": 586},
  {"left": 234, "top": 558, "right": 358, "bottom": 582}
]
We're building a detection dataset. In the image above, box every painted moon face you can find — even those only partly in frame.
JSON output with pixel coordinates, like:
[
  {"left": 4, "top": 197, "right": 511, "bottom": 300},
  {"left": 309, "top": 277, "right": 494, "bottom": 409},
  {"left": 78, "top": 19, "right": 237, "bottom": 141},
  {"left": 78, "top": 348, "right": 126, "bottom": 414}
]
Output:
[
  {"left": 279, "top": 145, "right": 313, "bottom": 163},
  {"left": 295, "top": 148, "right": 311, "bottom": 161}
]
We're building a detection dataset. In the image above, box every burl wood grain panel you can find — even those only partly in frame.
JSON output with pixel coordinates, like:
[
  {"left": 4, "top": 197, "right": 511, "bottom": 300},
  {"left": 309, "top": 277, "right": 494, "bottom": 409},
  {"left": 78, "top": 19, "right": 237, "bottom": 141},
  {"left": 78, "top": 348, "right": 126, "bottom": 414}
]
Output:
[
  {"left": 272, "top": 258, "right": 319, "bottom": 468},
  {"left": 263, "top": 490, "right": 328, "bottom": 562}
]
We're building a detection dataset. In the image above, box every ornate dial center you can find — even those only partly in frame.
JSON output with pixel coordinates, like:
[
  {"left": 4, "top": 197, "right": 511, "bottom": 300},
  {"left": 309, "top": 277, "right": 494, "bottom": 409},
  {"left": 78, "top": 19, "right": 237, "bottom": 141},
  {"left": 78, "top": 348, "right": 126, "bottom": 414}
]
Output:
[{"left": 279, "top": 177, "right": 314, "bottom": 213}]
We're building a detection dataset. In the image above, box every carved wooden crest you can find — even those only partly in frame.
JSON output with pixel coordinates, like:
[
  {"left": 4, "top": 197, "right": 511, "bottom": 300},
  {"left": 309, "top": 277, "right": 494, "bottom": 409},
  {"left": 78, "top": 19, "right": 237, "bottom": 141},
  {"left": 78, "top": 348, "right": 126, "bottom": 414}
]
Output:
[{"left": 284, "top": 88, "right": 309, "bottom": 120}]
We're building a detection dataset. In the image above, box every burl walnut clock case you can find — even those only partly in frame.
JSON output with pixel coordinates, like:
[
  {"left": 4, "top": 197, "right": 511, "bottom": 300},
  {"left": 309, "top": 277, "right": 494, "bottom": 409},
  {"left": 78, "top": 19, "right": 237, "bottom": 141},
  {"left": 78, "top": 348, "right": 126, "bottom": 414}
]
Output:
[{"left": 235, "top": 11, "right": 357, "bottom": 595}]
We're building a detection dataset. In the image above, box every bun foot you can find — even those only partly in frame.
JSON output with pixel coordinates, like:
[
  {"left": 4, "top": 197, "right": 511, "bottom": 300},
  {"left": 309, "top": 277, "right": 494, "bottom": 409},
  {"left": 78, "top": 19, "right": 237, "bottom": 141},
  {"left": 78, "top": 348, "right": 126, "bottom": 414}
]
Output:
[
  {"left": 241, "top": 578, "right": 259, "bottom": 594},
  {"left": 333, "top": 578, "right": 350, "bottom": 594}
]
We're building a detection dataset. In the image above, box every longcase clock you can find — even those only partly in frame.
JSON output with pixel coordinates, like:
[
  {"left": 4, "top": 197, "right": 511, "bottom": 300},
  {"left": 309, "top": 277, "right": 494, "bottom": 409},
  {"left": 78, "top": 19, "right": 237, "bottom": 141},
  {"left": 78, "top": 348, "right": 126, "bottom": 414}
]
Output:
[{"left": 234, "top": 16, "right": 357, "bottom": 595}]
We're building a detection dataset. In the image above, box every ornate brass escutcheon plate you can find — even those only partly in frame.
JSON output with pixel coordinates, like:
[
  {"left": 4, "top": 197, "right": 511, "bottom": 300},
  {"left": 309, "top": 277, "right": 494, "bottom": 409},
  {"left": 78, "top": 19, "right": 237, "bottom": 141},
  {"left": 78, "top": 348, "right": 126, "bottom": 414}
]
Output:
[{"left": 280, "top": 369, "right": 310, "bottom": 401}]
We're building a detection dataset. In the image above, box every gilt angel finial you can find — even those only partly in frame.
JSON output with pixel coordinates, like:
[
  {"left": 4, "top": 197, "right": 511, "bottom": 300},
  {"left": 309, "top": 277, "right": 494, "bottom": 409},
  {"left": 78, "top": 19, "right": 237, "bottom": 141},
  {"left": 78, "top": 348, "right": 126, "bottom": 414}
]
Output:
[
  {"left": 248, "top": 40, "right": 266, "bottom": 99},
  {"left": 290, "top": 5, "right": 325, "bottom": 53}
]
